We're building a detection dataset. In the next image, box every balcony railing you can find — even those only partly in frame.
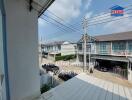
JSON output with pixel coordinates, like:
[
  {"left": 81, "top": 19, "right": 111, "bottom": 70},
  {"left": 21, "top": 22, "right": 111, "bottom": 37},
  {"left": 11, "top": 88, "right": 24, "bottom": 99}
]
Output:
[
  {"left": 77, "top": 49, "right": 132, "bottom": 56},
  {"left": 77, "top": 50, "right": 96, "bottom": 54},
  {"left": 111, "top": 50, "right": 132, "bottom": 56}
]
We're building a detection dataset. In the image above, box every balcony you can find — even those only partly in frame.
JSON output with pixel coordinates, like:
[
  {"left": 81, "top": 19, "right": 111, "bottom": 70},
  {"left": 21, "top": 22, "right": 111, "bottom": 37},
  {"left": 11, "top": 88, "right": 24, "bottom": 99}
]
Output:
[
  {"left": 77, "top": 50, "right": 96, "bottom": 55},
  {"left": 77, "top": 49, "right": 132, "bottom": 57},
  {"left": 111, "top": 50, "right": 132, "bottom": 57}
]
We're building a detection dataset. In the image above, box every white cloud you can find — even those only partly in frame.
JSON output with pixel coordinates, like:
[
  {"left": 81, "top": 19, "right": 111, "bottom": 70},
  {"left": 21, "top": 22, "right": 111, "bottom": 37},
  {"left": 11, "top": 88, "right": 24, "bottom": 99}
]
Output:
[
  {"left": 48, "top": 0, "right": 92, "bottom": 22},
  {"left": 38, "top": 18, "right": 46, "bottom": 27},
  {"left": 89, "top": 13, "right": 111, "bottom": 23},
  {"left": 87, "top": 11, "right": 132, "bottom": 34},
  {"left": 85, "top": 12, "right": 93, "bottom": 18},
  {"left": 103, "top": 13, "right": 132, "bottom": 33},
  {"left": 84, "top": 0, "right": 92, "bottom": 10}
]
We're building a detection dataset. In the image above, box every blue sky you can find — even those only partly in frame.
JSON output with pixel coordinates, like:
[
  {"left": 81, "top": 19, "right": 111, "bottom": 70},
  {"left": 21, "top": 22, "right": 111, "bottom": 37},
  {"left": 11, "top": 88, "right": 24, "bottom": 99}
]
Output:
[{"left": 38, "top": 0, "right": 132, "bottom": 43}]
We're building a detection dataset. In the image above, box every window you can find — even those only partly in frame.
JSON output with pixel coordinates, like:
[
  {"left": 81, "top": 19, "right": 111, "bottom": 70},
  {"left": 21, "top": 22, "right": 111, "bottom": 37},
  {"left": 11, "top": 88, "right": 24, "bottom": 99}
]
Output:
[
  {"left": 99, "top": 42, "right": 108, "bottom": 54},
  {"left": 128, "top": 41, "right": 132, "bottom": 52},
  {"left": 112, "top": 42, "right": 126, "bottom": 51},
  {"left": 78, "top": 44, "right": 82, "bottom": 50},
  {"left": 58, "top": 45, "right": 61, "bottom": 50}
]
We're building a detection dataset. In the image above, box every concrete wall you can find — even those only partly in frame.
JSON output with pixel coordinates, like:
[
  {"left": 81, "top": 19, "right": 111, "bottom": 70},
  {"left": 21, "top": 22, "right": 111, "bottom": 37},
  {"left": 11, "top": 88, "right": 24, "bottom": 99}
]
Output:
[{"left": 4, "top": 0, "right": 40, "bottom": 100}]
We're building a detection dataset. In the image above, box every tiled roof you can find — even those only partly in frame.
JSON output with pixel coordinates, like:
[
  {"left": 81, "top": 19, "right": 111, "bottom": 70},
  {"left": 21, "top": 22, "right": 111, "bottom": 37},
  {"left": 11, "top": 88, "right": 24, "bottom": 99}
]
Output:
[{"left": 95, "top": 31, "right": 132, "bottom": 42}]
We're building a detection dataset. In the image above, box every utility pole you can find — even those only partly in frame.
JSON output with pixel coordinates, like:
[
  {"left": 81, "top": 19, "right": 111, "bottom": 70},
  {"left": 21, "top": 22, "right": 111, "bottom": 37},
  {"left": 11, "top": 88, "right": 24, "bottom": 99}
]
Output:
[
  {"left": 89, "top": 36, "right": 91, "bottom": 70},
  {"left": 82, "top": 17, "right": 88, "bottom": 71}
]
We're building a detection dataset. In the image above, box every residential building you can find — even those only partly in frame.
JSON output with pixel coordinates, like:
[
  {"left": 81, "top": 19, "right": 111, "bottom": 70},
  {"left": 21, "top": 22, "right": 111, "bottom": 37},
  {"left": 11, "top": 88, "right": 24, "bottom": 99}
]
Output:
[
  {"left": 41, "top": 41, "right": 76, "bottom": 60},
  {"left": 0, "top": 0, "right": 54, "bottom": 100},
  {"left": 77, "top": 31, "right": 132, "bottom": 82}
]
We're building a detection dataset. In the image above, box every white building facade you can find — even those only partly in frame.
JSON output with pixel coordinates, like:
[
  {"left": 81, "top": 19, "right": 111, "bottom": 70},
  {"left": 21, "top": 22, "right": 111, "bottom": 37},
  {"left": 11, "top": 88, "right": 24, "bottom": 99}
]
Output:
[{"left": 41, "top": 41, "right": 76, "bottom": 60}]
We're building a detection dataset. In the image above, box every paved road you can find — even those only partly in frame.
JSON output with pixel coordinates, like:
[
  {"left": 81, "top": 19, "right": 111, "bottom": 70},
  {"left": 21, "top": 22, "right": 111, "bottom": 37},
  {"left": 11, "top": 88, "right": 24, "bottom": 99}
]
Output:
[{"left": 40, "top": 58, "right": 132, "bottom": 88}]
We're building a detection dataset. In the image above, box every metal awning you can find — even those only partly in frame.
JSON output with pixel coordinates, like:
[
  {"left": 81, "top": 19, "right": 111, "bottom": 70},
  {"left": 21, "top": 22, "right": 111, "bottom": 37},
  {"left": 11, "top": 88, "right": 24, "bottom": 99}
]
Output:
[
  {"left": 91, "top": 55, "right": 129, "bottom": 62},
  {"left": 29, "top": 0, "right": 55, "bottom": 17}
]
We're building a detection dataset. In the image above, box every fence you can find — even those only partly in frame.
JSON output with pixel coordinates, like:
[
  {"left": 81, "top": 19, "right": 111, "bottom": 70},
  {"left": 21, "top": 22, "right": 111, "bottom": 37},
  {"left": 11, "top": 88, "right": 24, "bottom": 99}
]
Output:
[{"left": 112, "top": 68, "right": 128, "bottom": 79}]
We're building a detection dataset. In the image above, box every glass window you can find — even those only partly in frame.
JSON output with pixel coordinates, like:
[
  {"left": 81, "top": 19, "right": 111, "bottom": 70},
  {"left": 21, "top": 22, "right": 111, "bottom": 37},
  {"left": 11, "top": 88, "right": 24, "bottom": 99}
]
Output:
[
  {"left": 58, "top": 45, "right": 61, "bottom": 50},
  {"left": 78, "top": 44, "right": 82, "bottom": 50},
  {"left": 99, "top": 42, "right": 108, "bottom": 54},
  {"left": 128, "top": 41, "right": 132, "bottom": 52},
  {"left": 112, "top": 42, "right": 126, "bottom": 51}
]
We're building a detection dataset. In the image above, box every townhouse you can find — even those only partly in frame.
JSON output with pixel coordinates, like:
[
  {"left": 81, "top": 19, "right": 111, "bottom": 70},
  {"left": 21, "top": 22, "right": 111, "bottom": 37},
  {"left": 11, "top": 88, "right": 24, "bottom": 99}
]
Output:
[
  {"left": 77, "top": 31, "right": 132, "bottom": 82},
  {"left": 41, "top": 41, "right": 76, "bottom": 60}
]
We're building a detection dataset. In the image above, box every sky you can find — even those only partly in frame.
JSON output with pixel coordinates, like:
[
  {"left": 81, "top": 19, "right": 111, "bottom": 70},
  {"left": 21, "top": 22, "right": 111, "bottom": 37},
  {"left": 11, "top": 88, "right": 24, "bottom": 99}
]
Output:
[{"left": 38, "top": 0, "right": 132, "bottom": 43}]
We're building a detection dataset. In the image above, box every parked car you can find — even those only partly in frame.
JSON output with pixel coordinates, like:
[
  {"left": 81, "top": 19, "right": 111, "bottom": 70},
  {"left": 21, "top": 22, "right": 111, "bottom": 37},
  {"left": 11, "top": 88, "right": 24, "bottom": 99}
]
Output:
[
  {"left": 42, "top": 64, "right": 59, "bottom": 74},
  {"left": 58, "top": 72, "right": 77, "bottom": 81},
  {"left": 100, "top": 67, "right": 108, "bottom": 72}
]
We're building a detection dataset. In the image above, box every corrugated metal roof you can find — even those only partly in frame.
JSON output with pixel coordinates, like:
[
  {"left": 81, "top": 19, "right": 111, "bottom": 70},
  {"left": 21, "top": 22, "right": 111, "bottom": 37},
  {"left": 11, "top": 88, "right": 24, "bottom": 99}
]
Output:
[
  {"left": 91, "top": 55, "right": 129, "bottom": 62},
  {"left": 31, "top": 0, "right": 55, "bottom": 17},
  {"left": 42, "top": 41, "right": 65, "bottom": 46},
  {"left": 40, "top": 73, "right": 132, "bottom": 100},
  {"left": 95, "top": 31, "right": 132, "bottom": 42}
]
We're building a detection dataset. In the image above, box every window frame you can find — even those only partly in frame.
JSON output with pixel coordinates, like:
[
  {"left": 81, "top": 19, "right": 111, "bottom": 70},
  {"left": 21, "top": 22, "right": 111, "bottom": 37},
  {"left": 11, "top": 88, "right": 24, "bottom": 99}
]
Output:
[{"left": 0, "top": 0, "right": 10, "bottom": 100}]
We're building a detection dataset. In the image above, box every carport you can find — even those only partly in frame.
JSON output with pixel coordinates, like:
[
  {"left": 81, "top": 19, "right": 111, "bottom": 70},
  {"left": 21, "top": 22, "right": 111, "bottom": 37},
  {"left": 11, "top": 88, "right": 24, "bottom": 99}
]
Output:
[{"left": 92, "top": 56, "right": 129, "bottom": 79}]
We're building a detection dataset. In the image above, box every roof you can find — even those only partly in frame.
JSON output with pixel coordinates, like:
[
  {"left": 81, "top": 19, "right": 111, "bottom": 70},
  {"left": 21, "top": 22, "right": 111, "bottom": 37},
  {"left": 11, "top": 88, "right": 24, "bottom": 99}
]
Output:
[
  {"left": 91, "top": 55, "right": 129, "bottom": 62},
  {"left": 40, "top": 73, "right": 132, "bottom": 100},
  {"left": 110, "top": 5, "right": 124, "bottom": 10},
  {"left": 32, "top": 0, "right": 55, "bottom": 17},
  {"left": 95, "top": 31, "right": 132, "bottom": 42},
  {"left": 42, "top": 41, "right": 65, "bottom": 46}
]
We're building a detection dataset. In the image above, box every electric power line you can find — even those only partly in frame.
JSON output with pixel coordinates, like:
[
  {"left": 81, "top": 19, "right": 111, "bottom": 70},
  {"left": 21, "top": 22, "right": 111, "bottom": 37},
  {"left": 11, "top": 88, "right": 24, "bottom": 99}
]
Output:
[
  {"left": 26, "top": 0, "right": 132, "bottom": 38},
  {"left": 41, "top": 17, "right": 70, "bottom": 32}
]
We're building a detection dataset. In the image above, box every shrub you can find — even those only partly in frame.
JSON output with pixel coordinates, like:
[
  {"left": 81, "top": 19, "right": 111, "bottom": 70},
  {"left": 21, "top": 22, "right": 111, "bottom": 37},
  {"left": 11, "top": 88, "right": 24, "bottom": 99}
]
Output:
[
  {"left": 41, "top": 84, "right": 51, "bottom": 94},
  {"left": 55, "top": 54, "right": 75, "bottom": 61}
]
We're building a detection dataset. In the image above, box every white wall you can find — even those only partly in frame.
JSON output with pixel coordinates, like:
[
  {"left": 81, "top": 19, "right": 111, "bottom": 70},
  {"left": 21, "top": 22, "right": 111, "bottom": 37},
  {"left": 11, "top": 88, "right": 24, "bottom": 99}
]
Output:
[
  {"left": 128, "top": 69, "right": 132, "bottom": 82},
  {"left": 4, "top": 0, "right": 40, "bottom": 100},
  {"left": 61, "top": 42, "right": 76, "bottom": 56}
]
